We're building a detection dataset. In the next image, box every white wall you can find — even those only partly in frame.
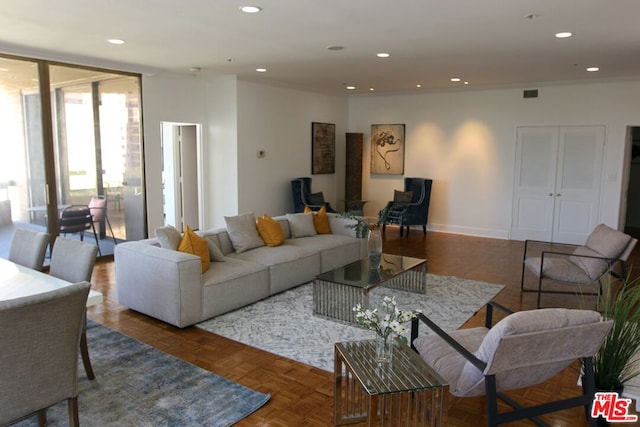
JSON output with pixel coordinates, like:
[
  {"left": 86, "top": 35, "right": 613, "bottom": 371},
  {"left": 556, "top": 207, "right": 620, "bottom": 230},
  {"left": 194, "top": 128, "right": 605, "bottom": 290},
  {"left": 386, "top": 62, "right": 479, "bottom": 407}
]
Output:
[
  {"left": 349, "top": 80, "right": 640, "bottom": 238},
  {"left": 141, "top": 72, "right": 209, "bottom": 233},
  {"left": 235, "top": 80, "right": 348, "bottom": 218}
]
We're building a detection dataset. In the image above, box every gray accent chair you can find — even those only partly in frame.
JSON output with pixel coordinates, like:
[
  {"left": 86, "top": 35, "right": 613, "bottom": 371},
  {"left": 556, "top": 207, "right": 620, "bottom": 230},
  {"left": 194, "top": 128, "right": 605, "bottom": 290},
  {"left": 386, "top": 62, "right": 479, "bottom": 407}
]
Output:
[
  {"left": 50, "top": 237, "right": 99, "bottom": 380},
  {"left": 8, "top": 228, "right": 50, "bottom": 271},
  {"left": 411, "top": 302, "right": 613, "bottom": 427},
  {"left": 521, "top": 224, "right": 637, "bottom": 308},
  {"left": 0, "top": 281, "right": 91, "bottom": 427}
]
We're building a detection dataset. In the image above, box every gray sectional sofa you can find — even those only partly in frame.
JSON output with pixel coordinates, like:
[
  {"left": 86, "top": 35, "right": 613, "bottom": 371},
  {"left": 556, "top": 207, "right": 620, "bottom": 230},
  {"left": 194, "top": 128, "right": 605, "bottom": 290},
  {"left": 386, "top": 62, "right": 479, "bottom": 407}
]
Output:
[{"left": 115, "top": 214, "right": 366, "bottom": 327}]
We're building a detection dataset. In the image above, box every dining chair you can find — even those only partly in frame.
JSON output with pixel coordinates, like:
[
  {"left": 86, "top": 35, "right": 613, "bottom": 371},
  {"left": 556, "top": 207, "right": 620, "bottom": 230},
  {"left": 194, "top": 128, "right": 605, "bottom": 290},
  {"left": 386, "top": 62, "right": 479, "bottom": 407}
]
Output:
[
  {"left": 88, "top": 195, "right": 117, "bottom": 246},
  {"left": 8, "top": 228, "right": 50, "bottom": 271},
  {"left": 59, "top": 205, "right": 101, "bottom": 256},
  {"left": 50, "top": 237, "right": 99, "bottom": 380},
  {"left": 0, "top": 281, "right": 91, "bottom": 427}
]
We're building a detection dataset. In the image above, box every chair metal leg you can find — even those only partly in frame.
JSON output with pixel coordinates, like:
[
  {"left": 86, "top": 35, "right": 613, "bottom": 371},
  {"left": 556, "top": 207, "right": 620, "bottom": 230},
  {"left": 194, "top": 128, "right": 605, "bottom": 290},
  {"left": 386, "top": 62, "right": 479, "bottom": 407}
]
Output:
[
  {"left": 105, "top": 216, "right": 118, "bottom": 246},
  {"left": 89, "top": 222, "right": 102, "bottom": 256}
]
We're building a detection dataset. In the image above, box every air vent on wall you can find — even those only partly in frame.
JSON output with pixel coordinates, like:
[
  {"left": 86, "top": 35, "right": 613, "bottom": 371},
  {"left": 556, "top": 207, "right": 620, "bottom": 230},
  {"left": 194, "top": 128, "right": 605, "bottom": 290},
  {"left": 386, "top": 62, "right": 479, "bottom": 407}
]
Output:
[{"left": 523, "top": 89, "right": 539, "bottom": 98}]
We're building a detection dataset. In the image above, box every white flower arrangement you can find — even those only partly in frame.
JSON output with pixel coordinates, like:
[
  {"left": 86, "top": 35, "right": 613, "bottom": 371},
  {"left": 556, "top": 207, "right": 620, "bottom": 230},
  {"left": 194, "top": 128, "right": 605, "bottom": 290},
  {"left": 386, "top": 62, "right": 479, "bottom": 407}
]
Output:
[{"left": 353, "top": 296, "right": 418, "bottom": 344}]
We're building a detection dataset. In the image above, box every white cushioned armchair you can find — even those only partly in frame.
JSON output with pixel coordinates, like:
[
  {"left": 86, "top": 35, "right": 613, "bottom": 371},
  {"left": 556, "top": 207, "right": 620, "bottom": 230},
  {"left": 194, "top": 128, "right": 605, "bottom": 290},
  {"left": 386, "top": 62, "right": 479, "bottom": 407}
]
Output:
[
  {"left": 521, "top": 224, "right": 637, "bottom": 308},
  {"left": 411, "top": 302, "right": 613, "bottom": 426}
]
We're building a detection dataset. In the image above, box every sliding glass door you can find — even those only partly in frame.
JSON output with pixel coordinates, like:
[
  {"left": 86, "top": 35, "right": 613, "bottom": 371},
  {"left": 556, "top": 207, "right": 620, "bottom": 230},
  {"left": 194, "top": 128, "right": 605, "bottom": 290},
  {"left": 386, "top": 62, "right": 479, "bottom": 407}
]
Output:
[{"left": 0, "top": 55, "right": 145, "bottom": 260}]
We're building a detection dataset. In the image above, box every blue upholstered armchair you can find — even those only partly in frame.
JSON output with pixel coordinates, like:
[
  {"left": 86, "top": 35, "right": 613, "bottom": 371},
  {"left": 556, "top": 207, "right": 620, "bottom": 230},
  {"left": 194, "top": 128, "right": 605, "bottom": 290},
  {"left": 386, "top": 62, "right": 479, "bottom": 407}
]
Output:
[
  {"left": 291, "top": 177, "right": 337, "bottom": 213},
  {"left": 380, "top": 177, "right": 432, "bottom": 236}
]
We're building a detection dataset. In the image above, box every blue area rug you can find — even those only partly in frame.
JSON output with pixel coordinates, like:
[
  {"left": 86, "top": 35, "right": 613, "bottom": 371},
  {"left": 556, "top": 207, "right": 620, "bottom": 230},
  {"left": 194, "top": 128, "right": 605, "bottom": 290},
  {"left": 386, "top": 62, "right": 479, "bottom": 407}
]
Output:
[
  {"left": 14, "top": 320, "right": 270, "bottom": 427},
  {"left": 198, "top": 274, "right": 504, "bottom": 372}
]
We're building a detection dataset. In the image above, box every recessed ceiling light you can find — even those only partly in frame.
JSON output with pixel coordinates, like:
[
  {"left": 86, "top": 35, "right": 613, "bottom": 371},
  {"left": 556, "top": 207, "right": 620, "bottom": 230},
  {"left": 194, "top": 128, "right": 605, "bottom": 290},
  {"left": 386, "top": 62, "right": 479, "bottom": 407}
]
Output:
[
  {"left": 555, "top": 32, "right": 573, "bottom": 38},
  {"left": 369, "top": 88, "right": 375, "bottom": 91},
  {"left": 107, "top": 39, "right": 125, "bottom": 45},
  {"left": 376, "top": 53, "right": 390, "bottom": 58},
  {"left": 450, "top": 77, "right": 461, "bottom": 82},
  {"left": 416, "top": 84, "right": 421, "bottom": 88},
  {"left": 256, "top": 67, "right": 267, "bottom": 73},
  {"left": 240, "top": 6, "right": 262, "bottom": 13},
  {"left": 327, "top": 46, "right": 344, "bottom": 51},
  {"left": 464, "top": 81, "right": 469, "bottom": 85},
  {"left": 346, "top": 86, "right": 356, "bottom": 90},
  {"left": 586, "top": 67, "right": 600, "bottom": 72}
]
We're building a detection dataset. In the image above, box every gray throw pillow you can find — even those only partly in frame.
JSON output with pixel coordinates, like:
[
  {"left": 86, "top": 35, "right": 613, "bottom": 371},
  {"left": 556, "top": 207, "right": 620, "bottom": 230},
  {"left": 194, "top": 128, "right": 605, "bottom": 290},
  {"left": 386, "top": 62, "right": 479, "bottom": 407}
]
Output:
[
  {"left": 155, "top": 225, "right": 181, "bottom": 250},
  {"left": 307, "top": 192, "right": 325, "bottom": 205},
  {"left": 286, "top": 212, "right": 317, "bottom": 238},
  {"left": 224, "top": 213, "right": 265, "bottom": 253},
  {"left": 393, "top": 190, "right": 413, "bottom": 206}
]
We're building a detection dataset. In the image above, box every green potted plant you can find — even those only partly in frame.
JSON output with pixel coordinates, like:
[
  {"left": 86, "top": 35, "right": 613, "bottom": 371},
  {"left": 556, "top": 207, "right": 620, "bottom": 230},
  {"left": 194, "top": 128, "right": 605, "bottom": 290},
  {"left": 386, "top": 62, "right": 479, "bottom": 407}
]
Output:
[{"left": 593, "top": 273, "right": 640, "bottom": 392}]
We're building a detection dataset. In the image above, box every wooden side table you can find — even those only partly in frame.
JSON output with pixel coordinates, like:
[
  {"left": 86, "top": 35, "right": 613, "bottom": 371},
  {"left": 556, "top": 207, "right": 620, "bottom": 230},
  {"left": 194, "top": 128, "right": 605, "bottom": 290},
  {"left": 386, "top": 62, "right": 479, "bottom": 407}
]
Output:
[{"left": 334, "top": 340, "right": 447, "bottom": 426}]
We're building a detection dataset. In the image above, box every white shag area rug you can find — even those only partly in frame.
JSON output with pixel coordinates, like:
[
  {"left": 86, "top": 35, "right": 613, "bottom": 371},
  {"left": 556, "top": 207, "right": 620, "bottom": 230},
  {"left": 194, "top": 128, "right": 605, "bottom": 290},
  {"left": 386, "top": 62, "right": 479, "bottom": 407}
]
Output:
[{"left": 197, "top": 274, "right": 504, "bottom": 372}]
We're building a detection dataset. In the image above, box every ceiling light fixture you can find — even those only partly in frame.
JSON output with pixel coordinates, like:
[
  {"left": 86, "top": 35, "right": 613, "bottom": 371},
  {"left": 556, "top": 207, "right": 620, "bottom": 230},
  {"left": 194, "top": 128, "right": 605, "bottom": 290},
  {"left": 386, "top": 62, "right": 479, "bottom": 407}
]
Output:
[
  {"left": 376, "top": 53, "right": 390, "bottom": 58},
  {"left": 327, "top": 46, "right": 344, "bottom": 51},
  {"left": 369, "top": 88, "right": 375, "bottom": 91},
  {"left": 256, "top": 67, "right": 267, "bottom": 73},
  {"left": 107, "top": 39, "right": 125, "bottom": 45},
  {"left": 240, "top": 6, "right": 262, "bottom": 13},
  {"left": 586, "top": 67, "right": 600, "bottom": 72},
  {"left": 555, "top": 32, "right": 573, "bottom": 38},
  {"left": 450, "top": 77, "right": 461, "bottom": 82},
  {"left": 416, "top": 84, "right": 421, "bottom": 88},
  {"left": 346, "top": 86, "right": 356, "bottom": 90}
]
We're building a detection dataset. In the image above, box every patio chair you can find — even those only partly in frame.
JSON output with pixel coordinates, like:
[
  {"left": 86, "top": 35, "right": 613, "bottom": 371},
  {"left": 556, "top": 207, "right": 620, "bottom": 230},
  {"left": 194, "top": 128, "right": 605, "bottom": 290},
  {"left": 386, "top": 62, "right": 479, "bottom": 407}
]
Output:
[
  {"left": 410, "top": 302, "right": 613, "bottom": 427},
  {"left": 521, "top": 224, "right": 637, "bottom": 308},
  {"left": 0, "top": 281, "right": 91, "bottom": 427},
  {"left": 380, "top": 177, "right": 432, "bottom": 236},
  {"left": 88, "top": 195, "right": 118, "bottom": 246},
  {"left": 59, "top": 205, "right": 101, "bottom": 256}
]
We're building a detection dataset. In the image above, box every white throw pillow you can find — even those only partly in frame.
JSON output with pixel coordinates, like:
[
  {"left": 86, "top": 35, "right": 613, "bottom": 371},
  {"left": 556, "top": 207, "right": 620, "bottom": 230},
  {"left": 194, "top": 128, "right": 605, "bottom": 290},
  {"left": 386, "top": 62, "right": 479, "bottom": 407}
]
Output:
[
  {"left": 224, "top": 213, "right": 265, "bottom": 253},
  {"left": 155, "top": 225, "right": 181, "bottom": 250},
  {"left": 286, "top": 213, "right": 317, "bottom": 238}
]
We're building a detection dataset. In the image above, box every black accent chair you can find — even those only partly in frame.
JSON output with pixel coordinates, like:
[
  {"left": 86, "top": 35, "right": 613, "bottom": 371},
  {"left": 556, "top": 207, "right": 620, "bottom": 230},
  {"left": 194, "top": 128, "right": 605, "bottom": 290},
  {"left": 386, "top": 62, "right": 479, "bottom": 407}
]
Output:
[
  {"left": 291, "top": 177, "right": 336, "bottom": 213},
  {"left": 59, "top": 205, "right": 101, "bottom": 256},
  {"left": 380, "top": 177, "right": 432, "bottom": 236},
  {"left": 410, "top": 301, "right": 613, "bottom": 427}
]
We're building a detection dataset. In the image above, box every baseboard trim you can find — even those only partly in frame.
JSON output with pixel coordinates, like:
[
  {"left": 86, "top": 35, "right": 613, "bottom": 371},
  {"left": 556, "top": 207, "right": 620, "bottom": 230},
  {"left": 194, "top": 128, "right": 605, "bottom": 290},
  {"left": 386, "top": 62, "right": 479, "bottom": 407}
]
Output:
[{"left": 427, "top": 223, "right": 510, "bottom": 240}]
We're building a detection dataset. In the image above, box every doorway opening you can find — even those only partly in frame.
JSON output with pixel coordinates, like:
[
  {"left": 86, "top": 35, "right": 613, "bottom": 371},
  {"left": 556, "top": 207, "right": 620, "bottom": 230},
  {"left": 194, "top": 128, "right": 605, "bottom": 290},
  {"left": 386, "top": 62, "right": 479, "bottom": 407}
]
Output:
[
  {"left": 161, "top": 122, "right": 202, "bottom": 232},
  {"left": 624, "top": 127, "right": 640, "bottom": 239}
]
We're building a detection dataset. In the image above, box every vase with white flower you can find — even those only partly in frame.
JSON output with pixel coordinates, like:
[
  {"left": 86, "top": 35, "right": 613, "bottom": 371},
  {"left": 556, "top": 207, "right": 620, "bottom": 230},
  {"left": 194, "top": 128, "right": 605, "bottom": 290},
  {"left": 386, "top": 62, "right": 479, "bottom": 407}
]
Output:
[{"left": 353, "top": 296, "right": 418, "bottom": 364}]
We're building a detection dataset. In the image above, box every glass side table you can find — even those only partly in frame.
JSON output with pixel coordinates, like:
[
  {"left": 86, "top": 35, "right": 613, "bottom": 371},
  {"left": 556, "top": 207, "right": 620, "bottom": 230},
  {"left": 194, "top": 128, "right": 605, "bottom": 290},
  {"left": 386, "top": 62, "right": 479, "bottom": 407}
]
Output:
[{"left": 334, "top": 339, "right": 448, "bottom": 426}]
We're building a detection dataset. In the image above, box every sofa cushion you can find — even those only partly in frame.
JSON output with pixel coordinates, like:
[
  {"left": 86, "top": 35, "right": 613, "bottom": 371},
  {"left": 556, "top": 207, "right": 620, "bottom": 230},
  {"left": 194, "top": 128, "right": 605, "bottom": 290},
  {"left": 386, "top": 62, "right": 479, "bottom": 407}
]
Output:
[
  {"left": 256, "top": 214, "right": 285, "bottom": 247},
  {"left": 286, "top": 212, "right": 317, "bottom": 238},
  {"left": 178, "top": 226, "right": 210, "bottom": 273},
  {"left": 224, "top": 213, "right": 265, "bottom": 254},
  {"left": 155, "top": 225, "right": 181, "bottom": 250}
]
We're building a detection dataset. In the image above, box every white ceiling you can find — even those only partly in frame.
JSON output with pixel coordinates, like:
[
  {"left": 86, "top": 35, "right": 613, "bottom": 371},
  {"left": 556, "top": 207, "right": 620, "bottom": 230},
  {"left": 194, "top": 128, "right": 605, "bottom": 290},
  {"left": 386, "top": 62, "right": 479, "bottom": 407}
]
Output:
[{"left": 1, "top": 0, "right": 639, "bottom": 95}]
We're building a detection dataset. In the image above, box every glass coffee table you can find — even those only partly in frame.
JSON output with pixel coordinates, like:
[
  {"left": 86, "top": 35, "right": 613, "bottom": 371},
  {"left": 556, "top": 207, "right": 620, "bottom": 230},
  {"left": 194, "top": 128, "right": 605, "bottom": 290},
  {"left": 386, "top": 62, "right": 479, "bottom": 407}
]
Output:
[
  {"left": 334, "top": 340, "right": 447, "bottom": 425},
  {"left": 313, "top": 253, "right": 426, "bottom": 324}
]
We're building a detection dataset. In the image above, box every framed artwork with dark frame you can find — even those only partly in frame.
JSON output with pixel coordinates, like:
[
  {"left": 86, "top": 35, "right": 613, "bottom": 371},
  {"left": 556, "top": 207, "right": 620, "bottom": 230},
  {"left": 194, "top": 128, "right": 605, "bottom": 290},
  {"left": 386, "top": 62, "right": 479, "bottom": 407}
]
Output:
[
  {"left": 311, "top": 122, "right": 335, "bottom": 174},
  {"left": 370, "top": 123, "right": 405, "bottom": 175}
]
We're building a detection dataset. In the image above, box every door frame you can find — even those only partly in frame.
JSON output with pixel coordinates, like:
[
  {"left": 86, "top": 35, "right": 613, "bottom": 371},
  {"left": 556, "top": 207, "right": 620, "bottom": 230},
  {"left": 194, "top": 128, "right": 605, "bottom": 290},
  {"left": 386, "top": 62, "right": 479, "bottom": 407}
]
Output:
[{"left": 160, "top": 121, "right": 203, "bottom": 231}]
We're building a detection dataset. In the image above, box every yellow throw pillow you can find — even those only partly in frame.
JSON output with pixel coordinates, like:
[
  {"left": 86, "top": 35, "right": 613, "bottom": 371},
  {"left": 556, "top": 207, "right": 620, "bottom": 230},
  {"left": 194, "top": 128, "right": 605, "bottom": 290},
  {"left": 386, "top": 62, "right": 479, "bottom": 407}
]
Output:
[
  {"left": 257, "top": 214, "right": 285, "bottom": 247},
  {"left": 178, "top": 226, "right": 210, "bottom": 273},
  {"left": 313, "top": 205, "right": 332, "bottom": 234},
  {"left": 304, "top": 205, "right": 332, "bottom": 234}
]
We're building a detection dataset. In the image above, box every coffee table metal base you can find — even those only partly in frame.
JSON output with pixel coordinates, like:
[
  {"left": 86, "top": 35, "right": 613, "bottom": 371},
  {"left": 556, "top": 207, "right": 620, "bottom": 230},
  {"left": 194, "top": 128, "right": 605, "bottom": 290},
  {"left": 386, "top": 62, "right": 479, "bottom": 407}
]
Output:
[{"left": 313, "top": 261, "right": 426, "bottom": 325}]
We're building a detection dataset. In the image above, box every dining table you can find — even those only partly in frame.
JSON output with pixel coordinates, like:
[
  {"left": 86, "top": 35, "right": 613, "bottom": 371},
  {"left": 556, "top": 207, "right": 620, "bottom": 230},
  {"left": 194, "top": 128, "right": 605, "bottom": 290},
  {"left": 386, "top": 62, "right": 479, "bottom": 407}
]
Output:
[{"left": 0, "top": 257, "right": 103, "bottom": 379}]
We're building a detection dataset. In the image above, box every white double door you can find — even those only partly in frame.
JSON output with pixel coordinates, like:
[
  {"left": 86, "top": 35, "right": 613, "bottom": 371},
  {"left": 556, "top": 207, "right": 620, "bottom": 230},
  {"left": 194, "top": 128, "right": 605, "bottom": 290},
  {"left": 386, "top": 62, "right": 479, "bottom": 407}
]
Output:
[{"left": 511, "top": 126, "right": 605, "bottom": 244}]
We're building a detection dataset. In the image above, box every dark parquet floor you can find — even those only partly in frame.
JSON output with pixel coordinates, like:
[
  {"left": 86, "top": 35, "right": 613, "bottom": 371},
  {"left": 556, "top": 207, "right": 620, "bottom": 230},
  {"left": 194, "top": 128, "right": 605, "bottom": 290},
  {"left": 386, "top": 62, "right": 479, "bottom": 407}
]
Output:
[{"left": 87, "top": 227, "right": 640, "bottom": 426}]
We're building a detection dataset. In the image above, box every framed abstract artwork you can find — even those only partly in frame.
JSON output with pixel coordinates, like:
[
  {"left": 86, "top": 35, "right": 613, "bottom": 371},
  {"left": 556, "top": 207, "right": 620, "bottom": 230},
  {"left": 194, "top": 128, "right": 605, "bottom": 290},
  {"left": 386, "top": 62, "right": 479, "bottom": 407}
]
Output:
[
  {"left": 311, "top": 122, "right": 335, "bottom": 174},
  {"left": 370, "top": 123, "right": 405, "bottom": 175}
]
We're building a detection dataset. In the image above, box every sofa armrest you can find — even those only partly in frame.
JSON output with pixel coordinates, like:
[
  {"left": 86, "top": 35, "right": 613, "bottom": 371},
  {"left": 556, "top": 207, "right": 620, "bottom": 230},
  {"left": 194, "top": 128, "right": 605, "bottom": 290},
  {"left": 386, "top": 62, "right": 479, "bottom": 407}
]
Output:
[{"left": 115, "top": 241, "right": 204, "bottom": 328}]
